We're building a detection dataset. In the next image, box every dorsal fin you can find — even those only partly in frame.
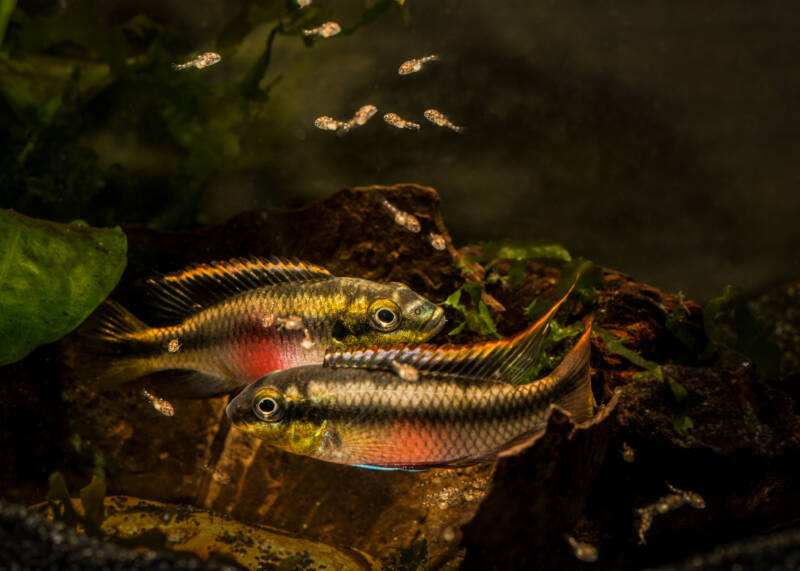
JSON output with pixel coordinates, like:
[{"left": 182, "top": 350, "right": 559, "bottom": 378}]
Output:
[
  {"left": 324, "top": 281, "right": 576, "bottom": 384},
  {"left": 145, "top": 257, "right": 332, "bottom": 319}
]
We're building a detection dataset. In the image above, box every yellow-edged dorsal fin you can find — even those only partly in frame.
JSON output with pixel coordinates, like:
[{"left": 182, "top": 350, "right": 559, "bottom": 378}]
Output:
[{"left": 145, "top": 257, "right": 332, "bottom": 318}]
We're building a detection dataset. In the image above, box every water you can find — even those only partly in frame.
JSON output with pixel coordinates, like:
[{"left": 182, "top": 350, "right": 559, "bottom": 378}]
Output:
[{"left": 1, "top": 2, "right": 799, "bottom": 570}]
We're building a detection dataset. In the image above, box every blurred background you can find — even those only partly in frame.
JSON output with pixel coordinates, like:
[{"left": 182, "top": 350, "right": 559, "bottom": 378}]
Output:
[{"left": 1, "top": 0, "right": 798, "bottom": 301}]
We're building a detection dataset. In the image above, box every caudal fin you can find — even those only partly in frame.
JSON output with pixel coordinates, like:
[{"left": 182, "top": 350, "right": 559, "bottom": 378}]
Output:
[
  {"left": 549, "top": 318, "right": 595, "bottom": 423},
  {"left": 62, "top": 301, "right": 154, "bottom": 391}
]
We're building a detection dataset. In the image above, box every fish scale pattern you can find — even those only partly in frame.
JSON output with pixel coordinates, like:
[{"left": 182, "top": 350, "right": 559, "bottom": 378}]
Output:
[{"left": 308, "top": 373, "right": 560, "bottom": 465}]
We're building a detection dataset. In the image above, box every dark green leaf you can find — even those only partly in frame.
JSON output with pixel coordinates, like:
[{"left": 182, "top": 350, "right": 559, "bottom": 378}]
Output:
[
  {"left": 442, "top": 283, "right": 502, "bottom": 339},
  {"left": 593, "top": 325, "right": 658, "bottom": 371},
  {"left": 476, "top": 299, "right": 502, "bottom": 339},
  {"left": 79, "top": 470, "right": 106, "bottom": 536},
  {"left": 524, "top": 298, "right": 556, "bottom": 323},
  {"left": 479, "top": 239, "right": 572, "bottom": 264},
  {"left": 447, "top": 321, "right": 466, "bottom": 336},
  {"left": 704, "top": 285, "right": 781, "bottom": 378},
  {"left": 506, "top": 259, "right": 528, "bottom": 289},
  {"left": 555, "top": 257, "right": 605, "bottom": 305},
  {"left": 0, "top": 210, "right": 127, "bottom": 366},
  {"left": 0, "top": 0, "right": 16, "bottom": 48},
  {"left": 443, "top": 287, "right": 464, "bottom": 310},
  {"left": 385, "top": 535, "right": 430, "bottom": 571},
  {"left": 48, "top": 471, "right": 81, "bottom": 528},
  {"left": 671, "top": 414, "right": 694, "bottom": 437}
]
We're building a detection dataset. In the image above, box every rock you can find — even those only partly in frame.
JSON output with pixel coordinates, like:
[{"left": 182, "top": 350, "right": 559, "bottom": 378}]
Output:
[
  {"left": 0, "top": 499, "right": 241, "bottom": 570},
  {"left": 31, "top": 495, "right": 378, "bottom": 569}
]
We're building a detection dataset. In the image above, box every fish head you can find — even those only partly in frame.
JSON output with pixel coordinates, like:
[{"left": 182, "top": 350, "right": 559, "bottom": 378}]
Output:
[
  {"left": 331, "top": 278, "right": 445, "bottom": 348},
  {"left": 226, "top": 368, "right": 327, "bottom": 456}
]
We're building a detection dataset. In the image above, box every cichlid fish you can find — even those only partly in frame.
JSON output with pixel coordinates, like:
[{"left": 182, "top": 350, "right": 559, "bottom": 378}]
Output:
[
  {"left": 68, "top": 258, "right": 445, "bottom": 398},
  {"left": 226, "top": 292, "right": 594, "bottom": 470}
]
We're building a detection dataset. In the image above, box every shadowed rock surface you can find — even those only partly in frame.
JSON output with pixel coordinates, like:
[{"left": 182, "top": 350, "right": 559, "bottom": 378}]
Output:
[{"left": 1, "top": 185, "right": 799, "bottom": 569}]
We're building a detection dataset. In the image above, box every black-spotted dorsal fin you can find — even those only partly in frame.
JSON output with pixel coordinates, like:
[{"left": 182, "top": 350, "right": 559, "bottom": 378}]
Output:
[
  {"left": 324, "top": 281, "right": 576, "bottom": 384},
  {"left": 145, "top": 257, "right": 332, "bottom": 319}
]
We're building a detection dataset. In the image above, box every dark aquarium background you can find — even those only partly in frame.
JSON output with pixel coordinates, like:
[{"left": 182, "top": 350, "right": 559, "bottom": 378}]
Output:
[{"left": 2, "top": 0, "right": 798, "bottom": 300}]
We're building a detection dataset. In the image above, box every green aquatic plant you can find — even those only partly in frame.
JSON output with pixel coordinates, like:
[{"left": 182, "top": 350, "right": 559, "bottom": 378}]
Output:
[
  {"left": 459, "top": 238, "right": 572, "bottom": 290},
  {"left": 664, "top": 291, "right": 704, "bottom": 356},
  {"left": 442, "top": 282, "right": 502, "bottom": 339},
  {"left": 0, "top": 0, "right": 408, "bottom": 228},
  {"left": 525, "top": 257, "right": 606, "bottom": 322},
  {"left": 47, "top": 469, "right": 107, "bottom": 537},
  {"left": 384, "top": 535, "right": 430, "bottom": 571},
  {"left": 703, "top": 285, "right": 781, "bottom": 378},
  {"left": 593, "top": 325, "right": 693, "bottom": 437},
  {"left": 0, "top": 209, "right": 126, "bottom": 366}
]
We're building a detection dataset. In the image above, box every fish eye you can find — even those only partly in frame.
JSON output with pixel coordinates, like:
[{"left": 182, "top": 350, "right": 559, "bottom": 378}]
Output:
[
  {"left": 253, "top": 391, "right": 285, "bottom": 422},
  {"left": 369, "top": 300, "right": 401, "bottom": 332}
]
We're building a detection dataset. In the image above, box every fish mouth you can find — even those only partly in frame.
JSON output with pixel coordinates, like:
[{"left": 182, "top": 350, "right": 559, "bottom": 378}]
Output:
[
  {"left": 225, "top": 389, "right": 251, "bottom": 426},
  {"left": 422, "top": 306, "right": 446, "bottom": 336}
]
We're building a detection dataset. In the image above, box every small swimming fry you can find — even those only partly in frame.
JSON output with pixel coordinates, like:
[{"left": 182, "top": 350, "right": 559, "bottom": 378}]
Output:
[
  {"left": 398, "top": 54, "right": 438, "bottom": 75},
  {"left": 314, "top": 116, "right": 347, "bottom": 132},
  {"left": 142, "top": 389, "right": 175, "bottom": 417},
  {"left": 636, "top": 483, "right": 706, "bottom": 544},
  {"left": 349, "top": 105, "right": 378, "bottom": 127},
  {"left": 172, "top": 52, "right": 222, "bottom": 71},
  {"left": 302, "top": 22, "right": 341, "bottom": 38},
  {"left": 315, "top": 105, "right": 378, "bottom": 134},
  {"left": 381, "top": 199, "right": 421, "bottom": 233},
  {"left": 565, "top": 535, "right": 598, "bottom": 563},
  {"left": 383, "top": 112, "right": 420, "bottom": 131},
  {"left": 423, "top": 108, "right": 463, "bottom": 133},
  {"left": 429, "top": 232, "right": 446, "bottom": 250}
]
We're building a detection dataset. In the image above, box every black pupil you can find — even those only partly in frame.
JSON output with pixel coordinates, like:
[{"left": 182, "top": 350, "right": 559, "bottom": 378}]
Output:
[
  {"left": 258, "top": 398, "right": 276, "bottom": 414},
  {"left": 377, "top": 309, "right": 395, "bottom": 323}
]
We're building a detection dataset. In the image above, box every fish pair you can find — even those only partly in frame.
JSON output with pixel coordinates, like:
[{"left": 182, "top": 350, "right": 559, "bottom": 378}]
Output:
[{"left": 72, "top": 257, "right": 593, "bottom": 470}]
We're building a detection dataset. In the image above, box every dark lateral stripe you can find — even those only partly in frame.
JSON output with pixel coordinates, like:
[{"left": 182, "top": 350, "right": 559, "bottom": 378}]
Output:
[{"left": 304, "top": 385, "right": 559, "bottom": 424}]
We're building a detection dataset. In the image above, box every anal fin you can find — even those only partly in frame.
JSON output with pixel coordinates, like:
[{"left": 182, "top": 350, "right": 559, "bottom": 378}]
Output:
[{"left": 134, "top": 370, "right": 241, "bottom": 399}]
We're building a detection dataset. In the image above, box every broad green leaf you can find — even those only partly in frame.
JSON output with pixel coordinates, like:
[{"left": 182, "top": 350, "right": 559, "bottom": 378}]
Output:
[
  {"left": 525, "top": 298, "right": 556, "bottom": 323},
  {"left": 0, "top": 209, "right": 127, "bottom": 365}
]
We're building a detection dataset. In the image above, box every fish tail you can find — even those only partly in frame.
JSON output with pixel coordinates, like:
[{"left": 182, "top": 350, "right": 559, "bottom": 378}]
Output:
[
  {"left": 63, "top": 301, "right": 156, "bottom": 391},
  {"left": 550, "top": 318, "right": 595, "bottom": 423}
]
